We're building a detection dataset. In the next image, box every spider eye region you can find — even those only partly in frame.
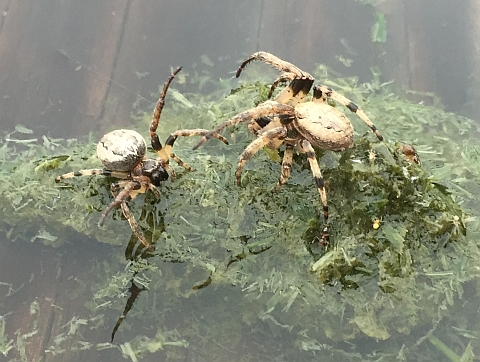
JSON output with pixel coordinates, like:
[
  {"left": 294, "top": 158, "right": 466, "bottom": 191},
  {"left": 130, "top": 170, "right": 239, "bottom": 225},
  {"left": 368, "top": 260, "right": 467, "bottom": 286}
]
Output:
[{"left": 141, "top": 159, "right": 169, "bottom": 186}]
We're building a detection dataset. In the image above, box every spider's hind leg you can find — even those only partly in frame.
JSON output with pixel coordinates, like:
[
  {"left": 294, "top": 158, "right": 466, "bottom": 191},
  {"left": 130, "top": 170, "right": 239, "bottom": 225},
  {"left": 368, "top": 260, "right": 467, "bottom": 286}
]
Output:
[
  {"left": 235, "top": 52, "right": 314, "bottom": 105},
  {"left": 313, "top": 85, "right": 383, "bottom": 141},
  {"left": 236, "top": 51, "right": 310, "bottom": 80},
  {"left": 193, "top": 102, "right": 296, "bottom": 150}
]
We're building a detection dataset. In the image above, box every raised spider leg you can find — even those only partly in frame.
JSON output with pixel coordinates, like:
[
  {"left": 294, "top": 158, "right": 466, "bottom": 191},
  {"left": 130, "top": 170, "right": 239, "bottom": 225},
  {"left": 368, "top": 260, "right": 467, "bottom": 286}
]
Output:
[
  {"left": 236, "top": 127, "right": 287, "bottom": 186},
  {"left": 235, "top": 52, "right": 314, "bottom": 105},
  {"left": 273, "top": 144, "right": 294, "bottom": 192},
  {"left": 193, "top": 101, "right": 296, "bottom": 150},
  {"left": 149, "top": 66, "right": 183, "bottom": 165},
  {"left": 55, "top": 169, "right": 129, "bottom": 182},
  {"left": 297, "top": 139, "right": 329, "bottom": 221},
  {"left": 313, "top": 85, "right": 383, "bottom": 141},
  {"left": 236, "top": 51, "right": 309, "bottom": 79}
]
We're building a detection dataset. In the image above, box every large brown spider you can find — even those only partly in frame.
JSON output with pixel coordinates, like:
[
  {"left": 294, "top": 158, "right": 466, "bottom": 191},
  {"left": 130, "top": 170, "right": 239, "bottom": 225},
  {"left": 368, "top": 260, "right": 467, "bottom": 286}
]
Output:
[
  {"left": 194, "top": 52, "right": 383, "bottom": 222},
  {"left": 55, "top": 67, "right": 227, "bottom": 250}
]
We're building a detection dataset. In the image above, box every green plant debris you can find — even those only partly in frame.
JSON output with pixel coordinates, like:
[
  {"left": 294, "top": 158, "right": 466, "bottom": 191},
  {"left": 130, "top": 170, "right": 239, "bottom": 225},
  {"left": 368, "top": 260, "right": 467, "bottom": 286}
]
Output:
[
  {"left": 371, "top": 12, "right": 387, "bottom": 43},
  {"left": 0, "top": 63, "right": 479, "bottom": 361}
]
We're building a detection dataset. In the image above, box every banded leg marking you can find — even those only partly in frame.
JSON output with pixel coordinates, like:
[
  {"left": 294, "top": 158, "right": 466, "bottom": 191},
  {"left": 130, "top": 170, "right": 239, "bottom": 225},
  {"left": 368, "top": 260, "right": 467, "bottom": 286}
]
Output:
[
  {"left": 236, "top": 127, "right": 287, "bottom": 186},
  {"left": 55, "top": 169, "right": 129, "bottom": 183},
  {"left": 273, "top": 144, "right": 294, "bottom": 192},
  {"left": 298, "top": 140, "right": 328, "bottom": 221},
  {"left": 149, "top": 67, "right": 182, "bottom": 163}
]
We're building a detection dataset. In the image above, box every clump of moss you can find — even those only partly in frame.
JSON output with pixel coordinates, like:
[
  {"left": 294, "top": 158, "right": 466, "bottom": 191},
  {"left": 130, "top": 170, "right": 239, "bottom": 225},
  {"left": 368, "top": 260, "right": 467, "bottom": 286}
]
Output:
[{"left": 0, "top": 67, "right": 479, "bottom": 360}]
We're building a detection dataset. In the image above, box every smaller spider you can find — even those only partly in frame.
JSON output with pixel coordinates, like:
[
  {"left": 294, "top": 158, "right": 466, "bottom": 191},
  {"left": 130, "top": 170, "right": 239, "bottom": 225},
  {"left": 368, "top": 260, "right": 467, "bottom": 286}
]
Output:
[
  {"left": 194, "top": 52, "right": 383, "bottom": 222},
  {"left": 56, "top": 67, "right": 227, "bottom": 250},
  {"left": 401, "top": 144, "right": 420, "bottom": 165}
]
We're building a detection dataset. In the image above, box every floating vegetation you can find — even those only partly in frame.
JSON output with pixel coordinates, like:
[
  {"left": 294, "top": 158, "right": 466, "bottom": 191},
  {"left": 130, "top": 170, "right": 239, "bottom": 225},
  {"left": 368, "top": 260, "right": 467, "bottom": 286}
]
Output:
[{"left": 0, "top": 64, "right": 479, "bottom": 361}]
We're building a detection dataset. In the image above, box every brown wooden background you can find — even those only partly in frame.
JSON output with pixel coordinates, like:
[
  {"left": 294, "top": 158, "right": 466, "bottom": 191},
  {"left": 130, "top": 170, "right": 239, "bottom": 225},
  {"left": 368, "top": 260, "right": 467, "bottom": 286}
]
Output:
[{"left": 0, "top": 0, "right": 478, "bottom": 139}]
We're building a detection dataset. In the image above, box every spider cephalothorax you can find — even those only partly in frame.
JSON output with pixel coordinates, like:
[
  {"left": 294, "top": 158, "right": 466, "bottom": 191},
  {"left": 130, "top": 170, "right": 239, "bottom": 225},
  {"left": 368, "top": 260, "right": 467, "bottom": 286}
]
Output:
[
  {"left": 194, "top": 52, "right": 383, "bottom": 222},
  {"left": 56, "top": 67, "right": 227, "bottom": 250}
]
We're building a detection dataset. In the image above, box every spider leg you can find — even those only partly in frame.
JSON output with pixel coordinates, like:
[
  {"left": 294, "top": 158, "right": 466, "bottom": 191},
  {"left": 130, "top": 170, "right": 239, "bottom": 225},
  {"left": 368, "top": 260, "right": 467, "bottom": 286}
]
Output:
[
  {"left": 106, "top": 180, "right": 156, "bottom": 250},
  {"left": 147, "top": 183, "right": 162, "bottom": 199},
  {"left": 236, "top": 51, "right": 310, "bottom": 80},
  {"left": 193, "top": 102, "right": 296, "bottom": 150},
  {"left": 236, "top": 126, "right": 287, "bottom": 186},
  {"left": 313, "top": 85, "right": 383, "bottom": 141},
  {"left": 120, "top": 201, "right": 153, "bottom": 250},
  {"left": 273, "top": 144, "right": 294, "bottom": 192},
  {"left": 99, "top": 181, "right": 144, "bottom": 227},
  {"left": 162, "top": 129, "right": 229, "bottom": 171},
  {"left": 149, "top": 67, "right": 182, "bottom": 164},
  {"left": 275, "top": 77, "right": 314, "bottom": 106},
  {"left": 235, "top": 52, "right": 314, "bottom": 106},
  {"left": 297, "top": 139, "right": 328, "bottom": 221},
  {"left": 268, "top": 74, "right": 294, "bottom": 98},
  {"left": 55, "top": 169, "right": 129, "bottom": 182}
]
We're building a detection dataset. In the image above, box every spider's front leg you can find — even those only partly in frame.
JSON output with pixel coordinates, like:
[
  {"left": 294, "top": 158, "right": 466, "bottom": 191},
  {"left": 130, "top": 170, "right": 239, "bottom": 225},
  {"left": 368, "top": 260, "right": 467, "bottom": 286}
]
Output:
[
  {"left": 193, "top": 102, "right": 296, "bottom": 150},
  {"left": 273, "top": 144, "right": 294, "bottom": 192},
  {"left": 149, "top": 67, "right": 183, "bottom": 167},
  {"left": 235, "top": 51, "right": 314, "bottom": 105}
]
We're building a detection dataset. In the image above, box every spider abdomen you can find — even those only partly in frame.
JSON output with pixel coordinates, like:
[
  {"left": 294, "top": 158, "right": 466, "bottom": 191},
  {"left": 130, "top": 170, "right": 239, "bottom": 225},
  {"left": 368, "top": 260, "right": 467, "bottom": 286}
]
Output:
[
  {"left": 97, "top": 129, "right": 147, "bottom": 172},
  {"left": 295, "top": 102, "right": 354, "bottom": 151}
]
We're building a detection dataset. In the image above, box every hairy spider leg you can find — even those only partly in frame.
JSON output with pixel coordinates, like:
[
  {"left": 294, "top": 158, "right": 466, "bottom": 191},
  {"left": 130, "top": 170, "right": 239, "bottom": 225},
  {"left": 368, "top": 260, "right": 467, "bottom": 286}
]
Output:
[
  {"left": 106, "top": 181, "right": 153, "bottom": 250},
  {"left": 149, "top": 67, "right": 185, "bottom": 166},
  {"left": 235, "top": 52, "right": 314, "bottom": 106},
  {"left": 297, "top": 139, "right": 329, "bottom": 221},
  {"left": 149, "top": 67, "right": 227, "bottom": 172},
  {"left": 235, "top": 127, "right": 287, "bottom": 186},
  {"left": 119, "top": 201, "right": 153, "bottom": 250},
  {"left": 99, "top": 180, "right": 145, "bottom": 227},
  {"left": 193, "top": 102, "right": 296, "bottom": 150},
  {"left": 273, "top": 144, "right": 294, "bottom": 192},
  {"left": 55, "top": 169, "right": 129, "bottom": 182},
  {"left": 163, "top": 129, "right": 229, "bottom": 171},
  {"left": 313, "top": 85, "right": 383, "bottom": 141},
  {"left": 236, "top": 51, "right": 310, "bottom": 80}
]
